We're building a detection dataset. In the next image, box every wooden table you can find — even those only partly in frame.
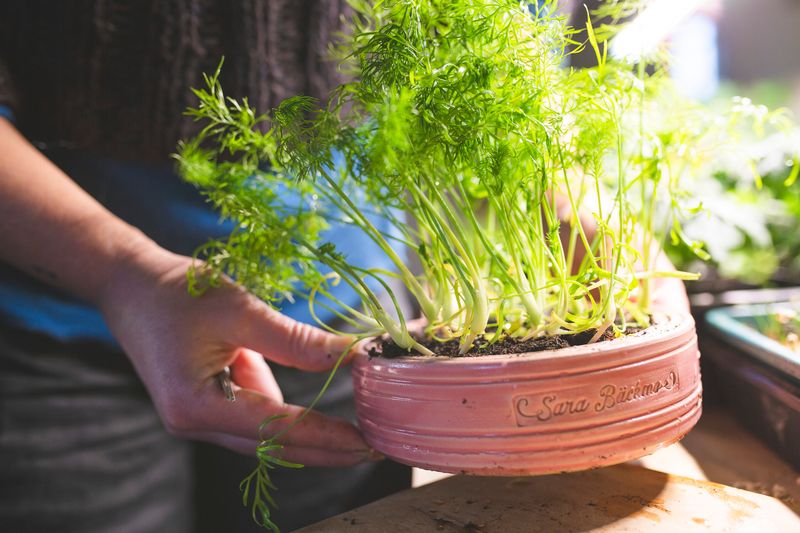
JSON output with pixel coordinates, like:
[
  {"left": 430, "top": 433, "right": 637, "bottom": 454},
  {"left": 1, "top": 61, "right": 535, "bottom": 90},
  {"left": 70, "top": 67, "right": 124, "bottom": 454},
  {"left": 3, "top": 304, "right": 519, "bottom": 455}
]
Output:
[
  {"left": 299, "top": 407, "right": 800, "bottom": 532},
  {"left": 638, "top": 405, "right": 800, "bottom": 506}
]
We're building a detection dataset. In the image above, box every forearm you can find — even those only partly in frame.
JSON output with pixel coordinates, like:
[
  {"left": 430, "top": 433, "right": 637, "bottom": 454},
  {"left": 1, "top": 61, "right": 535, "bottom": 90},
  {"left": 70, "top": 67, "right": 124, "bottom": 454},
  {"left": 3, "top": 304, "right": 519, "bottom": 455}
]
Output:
[{"left": 0, "top": 117, "right": 168, "bottom": 307}]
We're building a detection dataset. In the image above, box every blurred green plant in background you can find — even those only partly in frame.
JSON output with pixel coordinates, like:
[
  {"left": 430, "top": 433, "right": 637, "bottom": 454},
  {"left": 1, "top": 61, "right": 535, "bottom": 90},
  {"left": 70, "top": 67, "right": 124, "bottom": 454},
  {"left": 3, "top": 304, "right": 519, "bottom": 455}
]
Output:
[{"left": 664, "top": 94, "right": 800, "bottom": 286}]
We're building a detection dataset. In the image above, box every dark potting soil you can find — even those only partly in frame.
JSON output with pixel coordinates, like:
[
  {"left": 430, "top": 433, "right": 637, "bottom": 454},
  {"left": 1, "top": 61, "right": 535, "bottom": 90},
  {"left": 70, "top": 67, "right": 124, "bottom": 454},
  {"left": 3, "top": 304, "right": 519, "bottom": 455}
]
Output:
[{"left": 369, "top": 327, "right": 622, "bottom": 358}]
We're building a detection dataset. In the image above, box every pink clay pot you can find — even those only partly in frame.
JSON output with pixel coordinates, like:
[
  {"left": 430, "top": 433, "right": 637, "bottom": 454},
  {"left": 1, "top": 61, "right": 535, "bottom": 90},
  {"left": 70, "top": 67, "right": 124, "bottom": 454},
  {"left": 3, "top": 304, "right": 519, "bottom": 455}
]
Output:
[{"left": 352, "top": 313, "right": 701, "bottom": 475}]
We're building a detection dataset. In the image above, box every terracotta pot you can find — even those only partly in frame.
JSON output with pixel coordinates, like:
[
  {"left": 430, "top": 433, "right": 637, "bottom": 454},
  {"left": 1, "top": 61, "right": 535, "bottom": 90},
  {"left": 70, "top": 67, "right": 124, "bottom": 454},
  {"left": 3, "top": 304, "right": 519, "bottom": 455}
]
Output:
[{"left": 352, "top": 314, "right": 702, "bottom": 475}]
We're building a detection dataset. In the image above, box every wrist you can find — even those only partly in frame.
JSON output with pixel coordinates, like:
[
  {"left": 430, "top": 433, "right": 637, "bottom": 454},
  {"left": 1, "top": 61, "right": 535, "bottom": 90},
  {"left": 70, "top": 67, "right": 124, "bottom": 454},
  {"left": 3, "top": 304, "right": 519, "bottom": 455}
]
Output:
[{"left": 95, "top": 229, "right": 187, "bottom": 315}]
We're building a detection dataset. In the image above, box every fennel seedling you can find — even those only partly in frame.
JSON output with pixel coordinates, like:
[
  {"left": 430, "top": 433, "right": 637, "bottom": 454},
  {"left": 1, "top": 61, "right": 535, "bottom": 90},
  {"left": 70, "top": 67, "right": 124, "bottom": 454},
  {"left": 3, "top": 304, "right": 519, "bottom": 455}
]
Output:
[{"left": 174, "top": 1, "right": 771, "bottom": 528}]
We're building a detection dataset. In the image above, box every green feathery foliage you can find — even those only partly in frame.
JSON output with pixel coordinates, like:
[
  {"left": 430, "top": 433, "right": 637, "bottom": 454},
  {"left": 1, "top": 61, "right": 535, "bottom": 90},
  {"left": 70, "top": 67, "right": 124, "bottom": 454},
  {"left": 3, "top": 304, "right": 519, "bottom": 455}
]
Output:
[{"left": 174, "top": 1, "right": 787, "bottom": 529}]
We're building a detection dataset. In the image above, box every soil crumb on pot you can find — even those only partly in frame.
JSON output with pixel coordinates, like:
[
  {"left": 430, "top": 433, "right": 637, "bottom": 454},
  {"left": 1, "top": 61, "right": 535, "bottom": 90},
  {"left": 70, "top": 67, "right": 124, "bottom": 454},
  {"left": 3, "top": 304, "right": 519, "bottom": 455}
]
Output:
[{"left": 369, "top": 328, "right": 620, "bottom": 358}]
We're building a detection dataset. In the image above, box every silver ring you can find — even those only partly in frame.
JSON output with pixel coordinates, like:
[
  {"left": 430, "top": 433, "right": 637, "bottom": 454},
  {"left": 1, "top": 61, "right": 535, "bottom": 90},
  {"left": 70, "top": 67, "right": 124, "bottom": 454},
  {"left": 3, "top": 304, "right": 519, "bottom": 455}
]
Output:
[{"left": 218, "top": 366, "right": 236, "bottom": 402}]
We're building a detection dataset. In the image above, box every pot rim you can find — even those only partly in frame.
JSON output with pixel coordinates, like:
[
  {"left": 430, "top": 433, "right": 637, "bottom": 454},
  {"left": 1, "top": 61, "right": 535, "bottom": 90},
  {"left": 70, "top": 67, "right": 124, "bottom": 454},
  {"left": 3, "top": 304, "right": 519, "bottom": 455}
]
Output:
[{"left": 361, "top": 312, "right": 695, "bottom": 366}]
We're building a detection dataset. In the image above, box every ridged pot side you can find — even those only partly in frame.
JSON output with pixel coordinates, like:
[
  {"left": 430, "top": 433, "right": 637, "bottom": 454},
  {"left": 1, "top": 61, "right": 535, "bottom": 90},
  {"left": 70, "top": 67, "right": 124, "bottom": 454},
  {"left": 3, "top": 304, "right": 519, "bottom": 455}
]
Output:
[{"left": 352, "top": 314, "right": 702, "bottom": 475}]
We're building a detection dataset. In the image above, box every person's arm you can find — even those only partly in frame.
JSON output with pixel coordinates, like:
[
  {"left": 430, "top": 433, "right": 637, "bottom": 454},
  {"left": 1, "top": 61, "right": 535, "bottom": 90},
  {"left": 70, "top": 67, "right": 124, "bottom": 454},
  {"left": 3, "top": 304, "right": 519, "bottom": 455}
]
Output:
[{"left": 0, "top": 117, "right": 376, "bottom": 465}]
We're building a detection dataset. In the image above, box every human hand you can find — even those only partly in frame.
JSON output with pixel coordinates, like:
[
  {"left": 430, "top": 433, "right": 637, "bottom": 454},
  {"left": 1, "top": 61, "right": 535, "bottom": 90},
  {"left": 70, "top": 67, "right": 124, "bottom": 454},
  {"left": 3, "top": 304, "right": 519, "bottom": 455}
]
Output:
[
  {"left": 552, "top": 191, "right": 690, "bottom": 318},
  {"left": 648, "top": 251, "right": 691, "bottom": 317},
  {"left": 97, "top": 245, "right": 375, "bottom": 466}
]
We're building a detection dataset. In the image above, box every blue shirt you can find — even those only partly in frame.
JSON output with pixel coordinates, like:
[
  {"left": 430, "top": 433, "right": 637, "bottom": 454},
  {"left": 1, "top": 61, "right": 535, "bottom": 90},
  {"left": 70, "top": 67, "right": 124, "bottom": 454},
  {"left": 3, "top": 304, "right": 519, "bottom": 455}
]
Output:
[{"left": 0, "top": 106, "right": 397, "bottom": 345}]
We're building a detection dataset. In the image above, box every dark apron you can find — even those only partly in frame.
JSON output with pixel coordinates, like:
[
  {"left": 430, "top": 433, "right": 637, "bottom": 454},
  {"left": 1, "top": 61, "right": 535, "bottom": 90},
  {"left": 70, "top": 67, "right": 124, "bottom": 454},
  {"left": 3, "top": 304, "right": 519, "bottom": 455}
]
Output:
[{"left": 0, "top": 324, "right": 410, "bottom": 533}]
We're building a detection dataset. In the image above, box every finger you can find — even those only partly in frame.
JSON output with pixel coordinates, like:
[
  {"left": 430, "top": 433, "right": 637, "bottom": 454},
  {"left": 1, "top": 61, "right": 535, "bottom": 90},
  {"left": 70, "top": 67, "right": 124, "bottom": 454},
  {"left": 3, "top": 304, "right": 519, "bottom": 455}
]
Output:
[
  {"left": 185, "top": 431, "right": 260, "bottom": 456},
  {"left": 652, "top": 277, "right": 691, "bottom": 315},
  {"left": 276, "top": 444, "right": 382, "bottom": 467},
  {"left": 194, "top": 387, "right": 369, "bottom": 454},
  {"left": 652, "top": 253, "right": 691, "bottom": 315},
  {"left": 185, "top": 430, "right": 378, "bottom": 467},
  {"left": 230, "top": 348, "right": 284, "bottom": 403},
  {"left": 235, "top": 298, "right": 357, "bottom": 371}
]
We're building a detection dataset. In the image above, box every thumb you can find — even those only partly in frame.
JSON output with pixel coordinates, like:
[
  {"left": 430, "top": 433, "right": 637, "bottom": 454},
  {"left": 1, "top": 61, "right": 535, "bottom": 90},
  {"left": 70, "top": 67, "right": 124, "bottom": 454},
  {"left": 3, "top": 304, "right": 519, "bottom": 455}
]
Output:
[{"left": 234, "top": 297, "right": 357, "bottom": 371}]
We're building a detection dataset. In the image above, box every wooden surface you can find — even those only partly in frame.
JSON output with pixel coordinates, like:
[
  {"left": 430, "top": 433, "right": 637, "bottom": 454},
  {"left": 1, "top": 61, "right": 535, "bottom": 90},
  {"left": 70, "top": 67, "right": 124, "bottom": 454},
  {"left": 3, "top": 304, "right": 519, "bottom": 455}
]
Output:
[
  {"left": 299, "top": 463, "right": 799, "bottom": 532},
  {"left": 661, "top": 406, "right": 800, "bottom": 506},
  {"left": 302, "top": 407, "right": 800, "bottom": 532},
  {"left": 411, "top": 406, "right": 800, "bottom": 506}
]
